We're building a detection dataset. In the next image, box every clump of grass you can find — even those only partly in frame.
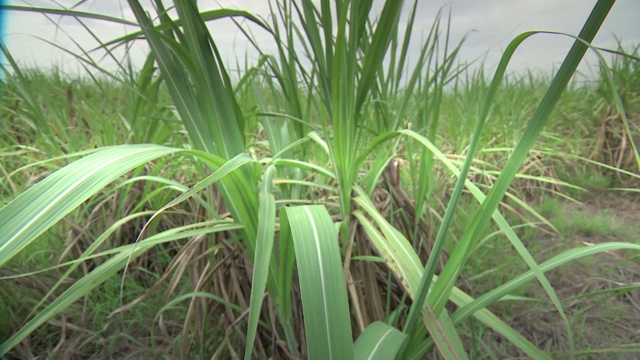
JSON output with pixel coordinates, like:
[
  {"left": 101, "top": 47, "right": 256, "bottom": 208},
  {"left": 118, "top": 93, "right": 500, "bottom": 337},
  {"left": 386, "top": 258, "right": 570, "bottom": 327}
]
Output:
[{"left": 570, "top": 210, "right": 618, "bottom": 237}]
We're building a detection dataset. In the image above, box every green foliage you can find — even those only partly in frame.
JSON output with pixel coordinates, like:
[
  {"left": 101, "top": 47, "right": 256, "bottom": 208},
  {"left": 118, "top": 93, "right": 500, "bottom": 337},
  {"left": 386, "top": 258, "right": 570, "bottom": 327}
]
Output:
[{"left": 1, "top": 0, "right": 639, "bottom": 359}]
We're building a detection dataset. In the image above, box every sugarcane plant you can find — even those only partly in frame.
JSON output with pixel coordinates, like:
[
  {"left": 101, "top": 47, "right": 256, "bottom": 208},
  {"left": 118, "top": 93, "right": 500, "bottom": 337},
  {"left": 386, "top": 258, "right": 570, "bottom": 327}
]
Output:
[{"left": 1, "top": 0, "right": 638, "bottom": 358}]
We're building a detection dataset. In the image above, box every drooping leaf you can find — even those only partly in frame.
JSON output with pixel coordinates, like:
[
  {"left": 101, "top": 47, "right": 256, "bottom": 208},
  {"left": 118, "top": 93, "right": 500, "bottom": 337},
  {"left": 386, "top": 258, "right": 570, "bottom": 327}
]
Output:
[{"left": 0, "top": 144, "right": 181, "bottom": 267}]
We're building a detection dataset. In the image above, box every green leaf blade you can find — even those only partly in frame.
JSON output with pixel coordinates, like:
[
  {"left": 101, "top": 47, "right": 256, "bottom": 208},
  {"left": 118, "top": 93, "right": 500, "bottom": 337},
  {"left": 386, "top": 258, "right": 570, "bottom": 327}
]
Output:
[
  {"left": 282, "top": 205, "right": 354, "bottom": 360},
  {"left": 244, "top": 166, "right": 277, "bottom": 360},
  {"left": 354, "top": 321, "right": 407, "bottom": 360},
  {"left": 0, "top": 144, "right": 181, "bottom": 267}
]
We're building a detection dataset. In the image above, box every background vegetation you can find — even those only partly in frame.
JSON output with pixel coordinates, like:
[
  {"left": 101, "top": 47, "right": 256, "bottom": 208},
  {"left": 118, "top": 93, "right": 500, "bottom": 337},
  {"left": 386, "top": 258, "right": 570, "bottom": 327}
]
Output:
[{"left": 1, "top": 0, "right": 639, "bottom": 358}]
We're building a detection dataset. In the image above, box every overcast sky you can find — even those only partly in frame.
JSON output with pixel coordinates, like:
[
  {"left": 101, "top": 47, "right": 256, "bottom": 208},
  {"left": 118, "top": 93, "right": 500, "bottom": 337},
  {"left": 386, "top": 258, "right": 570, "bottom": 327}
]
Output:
[{"left": 2, "top": 0, "right": 639, "bottom": 79}]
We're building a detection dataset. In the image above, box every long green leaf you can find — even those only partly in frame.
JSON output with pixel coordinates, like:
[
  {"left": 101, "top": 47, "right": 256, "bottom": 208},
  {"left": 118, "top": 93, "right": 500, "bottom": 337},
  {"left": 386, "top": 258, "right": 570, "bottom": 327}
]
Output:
[
  {"left": 430, "top": 0, "right": 615, "bottom": 319},
  {"left": 353, "top": 192, "right": 468, "bottom": 359},
  {"left": 354, "top": 187, "right": 547, "bottom": 359},
  {"left": 244, "top": 166, "right": 277, "bottom": 360},
  {"left": 0, "top": 144, "right": 180, "bottom": 267},
  {"left": 396, "top": 129, "right": 556, "bottom": 359},
  {"left": 127, "top": 0, "right": 215, "bottom": 154},
  {"left": 451, "top": 242, "right": 640, "bottom": 325},
  {"left": 354, "top": 0, "right": 404, "bottom": 115},
  {"left": 128, "top": 0, "right": 261, "bottom": 261},
  {"left": 281, "top": 205, "right": 354, "bottom": 360},
  {"left": 174, "top": 0, "right": 246, "bottom": 159}
]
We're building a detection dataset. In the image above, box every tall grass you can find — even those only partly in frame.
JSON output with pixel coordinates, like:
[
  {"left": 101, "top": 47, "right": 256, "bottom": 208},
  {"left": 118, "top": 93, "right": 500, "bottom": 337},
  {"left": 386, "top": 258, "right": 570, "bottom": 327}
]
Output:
[{"left": 1, "top": 0, "right": 639, "bottom": 358}]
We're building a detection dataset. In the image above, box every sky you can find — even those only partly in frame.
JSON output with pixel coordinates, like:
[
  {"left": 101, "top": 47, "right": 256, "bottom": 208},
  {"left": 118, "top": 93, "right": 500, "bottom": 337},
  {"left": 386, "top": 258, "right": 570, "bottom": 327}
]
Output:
[{"left": 1, "top": 0, "right": 639, "bottom": 79}]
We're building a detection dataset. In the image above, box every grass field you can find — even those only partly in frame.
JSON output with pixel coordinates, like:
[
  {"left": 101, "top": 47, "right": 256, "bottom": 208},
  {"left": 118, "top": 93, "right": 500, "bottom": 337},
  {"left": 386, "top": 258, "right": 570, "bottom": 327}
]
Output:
[{"left": 1, "top": 0, "right": 639, "bottom": 359}]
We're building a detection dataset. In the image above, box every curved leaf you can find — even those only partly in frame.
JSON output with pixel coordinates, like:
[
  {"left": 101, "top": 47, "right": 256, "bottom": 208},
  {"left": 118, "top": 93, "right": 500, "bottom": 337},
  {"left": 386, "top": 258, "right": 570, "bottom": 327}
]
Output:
[{"left": 0, "top": 144, "right": 181, "bottom": 267}]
